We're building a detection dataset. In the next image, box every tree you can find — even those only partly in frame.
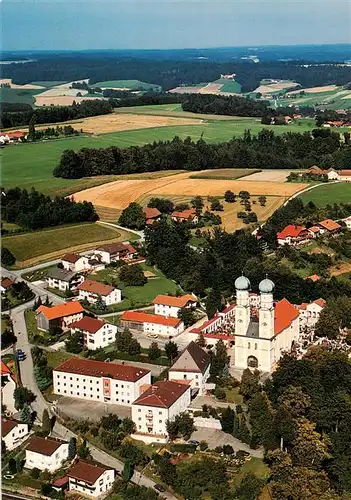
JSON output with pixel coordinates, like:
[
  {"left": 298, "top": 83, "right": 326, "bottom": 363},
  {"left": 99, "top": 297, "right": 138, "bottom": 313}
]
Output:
[
  {"left": 8, "top": 458, "right": 17, "bottom": 474},
  {"left": 235, "top": 472, "right": 265, "bottom": 500},
  {"left": 20, "top": 403, "right": 32, "bottom": 424},
  {"left": 148, "top": 197, "right": 174, "bottom": 213},
  {"left": 100, "top": 413, "right": 122, "bottom": 431},
  {"left": 210, "top": 198, "right": 224, "bottom": 211},
  {"left": 176, "top": 412, "right": 195, "bottom": 439},
  {"left": 223, "top": 444, "right": 234, "bottom": 455},
  {"left": 315, "top": 309, "right": 340, "bottom": 340},
  {"left": 2, "top": 439, "right": 7, "bottom": 456},
  {"left": 199, "top": 441, "right": 208, "bottom": 451},
  {"left": 68, "top": 437, "right": 77, "bottom": 459},
  {"left": 239, "top": 369, "right": 260, "bottom": 401},
  {"left": 118, "top": 202, "right": 146, "bottom": 230},
  {"left": 214, "top": 386, "right": 226, "bottom": 400},
  {"left": 224, "top": 190, "right": 236, "bottom": 203},
  {"left": 1, "top": 329, "right": 17, "bottom": 349},
  {"left": 14, "top": 387, "right": 35, "bottom": 410},
  {"left": 205, "top": 288, "right": 221, "bottom": 320},
  {"left": 122, "top": 459, "right": 134, "bottom": 482},
  {"left": 164, "top": 341, "right": 178, "bottom": 363},
  {"left": 290, "top": 418, "right": 330, "bottom": 468},
  {"left": 220, "top": 406, "right": 235, "bottom": 433},
  {"left": 239, "top": 190, "right": 250, "bottom": 201},
  {"left": 191, "top": 195, "right": 204, "bottom": 215},
  {"left": 166, "top": 419, "right": 179, "bottom": 441},
  {"left": 121, "top": 417, "right": 136, "bottom": 435},
  {"left": 119, "top": 264, "right": 147, "bottom": 286},
  {"left": 178, "top": 307, "right": 196, "bottom": 327},
  {"left": 116, "top": 328, "right": 141, "bottom": 356},
  {"left": 148, "top": 341, "right": 161, "bottom": 361},
  {"left": 158, "top": 457, "right": 177, "bottom": 486},
  {"left": 210, "top": 340, "right": 228, "bottom": 378},
  {"left": 32, "top": 296, "right": 42, "bottom": 311},
  {"left": 258, "top": 196, "right": 267, "bottom": 206},
  {"left": 94, "top": 294, "right": 107, "bottom": 312},
  {"left": 30, "top": 467, "right": 40, "bottom": 479},
  {"left": 28, "top": 114, "right": 36, "bottom": 141},
  {"left": 42, "top": 409, "right": 51, "bottom": 435},
  {"left": 196, "top": 331, "right": 206, "bottom": 347},
  {"left": 1, "top": 247, "right": 15, "bottom": 266},
  {"left": 41, "top": 484, "right": 53, "bottom": 497},
  {"left": 65, "top": 331, "right": 84, "bottom": 353},
  {"left": 77, "top": 440, "right": 91, "bottom": 459}
]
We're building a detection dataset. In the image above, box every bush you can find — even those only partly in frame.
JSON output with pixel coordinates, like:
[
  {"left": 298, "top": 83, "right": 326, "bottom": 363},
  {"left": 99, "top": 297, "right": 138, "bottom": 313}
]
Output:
[
  {"left": 199, "top": 441, "right": 208, "bottom": 451},
  {"left": 1, "top": 247, "right": 16, "bottom": 266},
  {"left": 119, "top": 263, "right": 147, "bottom": 286},
  {"left": 30, "top": 467, "right": 40, "bottom": 479},
  {"left": 214, "top": 387, "right": 226, "bottom": 401},
  {"left": 214, "top": 446, "right": 223, "bottom": 454},
  {"left": 170, "top": 443, "right": 197, "bottom": 453},
  {"left": 223, "top": 444, "right": 234, "bottom": 455}
]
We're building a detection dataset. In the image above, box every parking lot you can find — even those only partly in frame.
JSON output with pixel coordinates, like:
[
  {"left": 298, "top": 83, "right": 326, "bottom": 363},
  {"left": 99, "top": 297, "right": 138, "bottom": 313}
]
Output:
[
  {"left": 190, "top": 427, "right": 263, "bottom": 458},
  {"left": 54, "top": 397, "right": 132, "bottom": 422}
]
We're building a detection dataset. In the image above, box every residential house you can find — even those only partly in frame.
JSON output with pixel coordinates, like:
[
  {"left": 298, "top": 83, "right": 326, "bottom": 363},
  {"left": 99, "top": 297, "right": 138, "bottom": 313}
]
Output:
[
  {"left": 1, "top": 360, "right": 17, "bottom": 414},
  {"left": 36, "top": 302, "right": 85, "bottom": 332},
  {"left": 2, "top": 418, "right": 29, "bottom": 451},
  {"left": 341, "top": 215, "right": 351, "bottom": 229},
  {"left": 67, "top": 459, "right": 115, "bottom": 498},
  {"left": 120, "top": 311, "right": 184, "bottom": 337},
  {"left": 168, "top": 341, "right": 211, "bottom": 395},
  {"left": 277, "top": 225, "right": 311, "bottom": 246},
  {"left": 61, "top": 253, "right": 91, "bottom": 272},
  {"left": 70, "top": 316, "right": 118, "bottom": 350},
  {"left": 153, "top": 294, "right": 198, "bottom": 318},
  {"left": 327, "top": 168, "right": 351, "bottom": 181},
  {"left": 305, "top": 274, "right": 321, "bottom": 282},
  {"left": 47, "top": 268, "right": 84, "bottom": 292},
  {"left": 76, "top": 280, "right": 122, "bottom": 306},
  {"left": 131, "top": 380, "right": 191, "bottom": 443},
  {"left": 0, "top": 278, "right": 13, "bottom": 294},
  {"left": 25, "top": 436, "right": 69, "bottom": 471},
  {"left": 316, "top": 219, "right": 341, "bottom": 234},
  {"left": 297, "top": 298, "right": 326, "bottom": 329},
  {"left": 94, "top": 242, "right": 137, "bottom": 265},
  {"left": 144, "top": 207, "right": 162, "bottom": 225},
  {"left": 53, "top": 357, "right": 151, "bottom": 406},
  {"left": 307, "top": 166, "right": 326, "bottom": 176},
  {"left": 171, "top": 209, "right": 198, "bottom": 224}
]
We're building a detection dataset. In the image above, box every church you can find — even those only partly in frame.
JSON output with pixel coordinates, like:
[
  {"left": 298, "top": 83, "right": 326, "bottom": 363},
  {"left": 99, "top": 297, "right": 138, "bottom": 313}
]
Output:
[{"left": 233, "top": 275, "right": 300, "bottom": 372}]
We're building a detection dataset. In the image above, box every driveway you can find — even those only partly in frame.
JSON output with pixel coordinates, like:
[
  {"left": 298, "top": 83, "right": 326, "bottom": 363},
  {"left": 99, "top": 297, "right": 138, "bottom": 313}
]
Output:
[
  {"left": 55, "top": 396, "right": 132, "bottom": 422},
  {"left": 191, "top": 427, "right": 263, "bottom": 458}
]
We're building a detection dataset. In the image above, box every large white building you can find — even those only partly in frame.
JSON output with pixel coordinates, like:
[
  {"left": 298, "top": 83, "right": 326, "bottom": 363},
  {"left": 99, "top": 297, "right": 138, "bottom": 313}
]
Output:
[
  {"left": 169, "top": 341, "right": 210, "bottom": 396},
  {"left": 25, "top": 436, "right": 69, "bottom": 471},
  {"left": 1, "top": 360, "right": 17, "bottom": 414},
  {"left": 94, "top": 242, "right": 137, "bottom": 264},
  {"left": 297, "top": 298, "right": 326, "bottom": 329},
  {"left": 120, "top": 310, "right": 184, "bottom": 337},
  {"left": 2, "top": 418, "right": 29, "bottom": 451},
  {"left": 153, "top": 294, "right": 198, "bottom": 318},
  {"left": 233, "top": 276, "right": 300, "bottom": 372},
  {"left": 67, "top": 459, "right": 115, "bottom": 498},
  {"left": 53, "top": 357, "right": 151, "bottom": 406},
  {"left": 76, "top": 280, "right": 122, "bottom": 306},
  {"left": 70, "top": 316, "right": 118, "bottom": 350},
  {"left": 131, "top": 380, "right": 191, "bottom": 444},
  {"left": 47, "top": 268, "right": 84, "bottom": 292}
]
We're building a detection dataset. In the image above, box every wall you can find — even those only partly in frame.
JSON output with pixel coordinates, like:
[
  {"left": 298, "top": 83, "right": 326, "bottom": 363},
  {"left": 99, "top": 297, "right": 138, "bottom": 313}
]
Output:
[
  {"left": 3, "top": 423, "right": 29, "bottom": 451},
  {"left": 193, "top": 417, "right": 222, "bottom": 429},
  {"left": 69, "top": 469, "right": 114, "bottom": 498},
  {"left": 25, "top": 444, "right": 69, "bottom": 471}
]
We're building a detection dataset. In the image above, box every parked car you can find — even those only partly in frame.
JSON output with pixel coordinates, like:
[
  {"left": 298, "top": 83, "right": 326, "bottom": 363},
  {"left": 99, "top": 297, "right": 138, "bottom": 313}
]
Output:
[
  {"left": 188, "top": 440, "right": 199, "bottom": 446},
  {"left": 154, "top": 483, "right": 166, "bottom": 492},
  {"left": 16, "top": 349, "right": 25, "bottom": 361}
]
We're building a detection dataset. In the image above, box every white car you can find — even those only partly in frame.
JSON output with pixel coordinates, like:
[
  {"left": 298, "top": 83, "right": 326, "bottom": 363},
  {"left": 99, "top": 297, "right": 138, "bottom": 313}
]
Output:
[{"left": 147, "top": 333, "right": 158, "bottom": 338}]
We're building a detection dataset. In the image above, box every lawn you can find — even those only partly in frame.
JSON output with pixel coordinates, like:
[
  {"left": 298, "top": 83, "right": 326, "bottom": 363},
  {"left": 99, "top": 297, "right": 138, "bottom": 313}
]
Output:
[
  {"left": 3, "top": 116, "right": 320, "bottom": 195},
  {"left": 230, "top": 457, "right": 270, "bottom": 488},
  {"left": 89, "top": 263, "right": 180, "bottom": 311},
  {"left": 215, "top": 78, "right": 242, "bottom": 93},
  {"left": 299, "top": 182, "right": 351, "bottom": 206},
  {"left": 224, "top": 387, "right": 244, "bottom": 405},
  {"left": 2, "top": 222, "right": 138, "bottom": 268},
  {"left": 46, "top": 350, "right": 75, "bottom": 368}
]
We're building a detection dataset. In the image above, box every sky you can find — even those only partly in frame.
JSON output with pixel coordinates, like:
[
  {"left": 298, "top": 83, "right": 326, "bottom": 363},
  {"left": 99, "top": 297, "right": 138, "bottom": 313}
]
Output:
[{"left": 2, "top": 0, "right": 351, "bottom": 51}]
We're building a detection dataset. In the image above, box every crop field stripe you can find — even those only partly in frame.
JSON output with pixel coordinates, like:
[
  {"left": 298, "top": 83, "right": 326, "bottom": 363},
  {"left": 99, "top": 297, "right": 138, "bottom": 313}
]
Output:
[{"left": 298, "top": 182, "right": 351, "bottom": 206}]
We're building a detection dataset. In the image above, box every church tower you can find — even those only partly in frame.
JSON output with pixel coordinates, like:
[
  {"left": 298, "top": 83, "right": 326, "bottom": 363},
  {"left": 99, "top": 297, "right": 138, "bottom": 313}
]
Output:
[
  {"left": 234, "top": 275, "right": 251, "bottom": 335},
  {"left": 258, "top": 277, "right": 275, "bottom": 339}
]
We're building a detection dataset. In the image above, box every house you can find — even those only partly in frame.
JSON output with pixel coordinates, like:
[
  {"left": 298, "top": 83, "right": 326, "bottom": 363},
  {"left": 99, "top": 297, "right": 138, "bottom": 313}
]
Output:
[
  {"left": 171, "top": 209, "right": 198, "bottom": 223},
  {"left": 153, "top": 294, "right": 198, "bottom": 318},
  {"left": 189, "top": 303, "right": 236, "bottom": 341},
  {"left": 94, "top": 242, "right": 137, "bottom": 264},
  {"left": 144, "top": 207, "right": 161, "bottom": 225},
  {"left": 0, "top": 278, "right": 13, "bottom": 294},
  {"left": 131, "top": 380, "right": 191, "bottom": 443},
  {"left": 284, "top": 116, "right": 292, "bottom": 123},
  {"left": 67, "top": 459, "right": 115, "bottom": 498},
  {"left": 5, "top": 131, "right": 25, "bottom": 142},
  {"left": 297, "top": 298, "right": 326, "bottom": 329},
  {"left": 338, "top": 170, "right": 351, "bottom": 181},
  {"left": 53, "top": 357, "right": 151, "bottom": 406},
  {"left": 2, "top": 418, "right": 29, "bottom": 450},
  {"left": 120, "top": 311, "right": 184, "bottom": 337},
  {"left": 70, "top": 316, "right": 118, "bottom": 350},
  {"left": 47, "top": 268, "right": 84, "bottom": 292},
  {"left": 61, "top": 253, "right": 91, "bottom": 272},
  {"left": 277, "top": 225, "right": 311, "bottom": 246},
  {"left": 308, "top": 166, "right": 326, "bottom": 176},
  {"left": 327, "top": 168, "right": 340, "bottom": 180},
  {"left": 1, "top": 360, "right": 17, "bottom": 414},
  {"left": 36, "top": 302, "right": 85, "bottom": 332},
  {"left": 76, "top": 280, "right": 122, "bottom": 306},
  {"left": 25, "top": 436, "right": 69, "bottom": 471},
  {"left": 305, "top": 274, "right": 321, "bottom": 282},
  {"left": 316, "top": 219, "right": 341, "bottom": 234},
  {"left": 341, "top": 215, "right": 351, "bottom": 229},
  {"left": 325, "top": 121, "right": 344, "bottom": 127},
  {"left": 168, "top": 341, "right": 210, "bottom": 395},
  {"left": 308, "top": 225, "right": 321, "bottom": 237}
]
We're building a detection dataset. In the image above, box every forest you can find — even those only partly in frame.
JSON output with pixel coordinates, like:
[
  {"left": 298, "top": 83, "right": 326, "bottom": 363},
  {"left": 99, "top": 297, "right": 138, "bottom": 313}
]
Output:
[
  {"left": 2, "top": 57, "right": 351, "bottom": 92},
  {"left": 182, "top": 94, "right": 271, "bottom": 117},
  {"left": 1, "top": 99, "right": 113, "bottom": 128},
  {"left": 1, "top": 187, "right": 98, "bottom": 230},
  {"left": 53, "top": 129, "right": 347, "bottom": 179}
]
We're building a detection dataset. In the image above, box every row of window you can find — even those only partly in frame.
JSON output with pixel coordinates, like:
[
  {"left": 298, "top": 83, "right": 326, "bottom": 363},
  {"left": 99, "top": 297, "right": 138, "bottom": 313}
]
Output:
[
  {"left": 56, "top": 375, "right": 130, "bottom": 388},
  {"left": 55, "top": 388, "right": 131, "bottom": 404},
  {"left": 137, "top": 409, "right": 163, "bottom": 415}
]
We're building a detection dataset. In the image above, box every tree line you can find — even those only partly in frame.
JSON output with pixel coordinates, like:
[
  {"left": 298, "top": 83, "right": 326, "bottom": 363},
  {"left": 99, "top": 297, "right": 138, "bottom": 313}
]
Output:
[
  {"left": 1, "top": 99, "right": 113, "bottom": 128},
  {"left": 53, "top": 128, "right": 348, "bottom": 180},
  {"left": 1, "top": 187, "right": 98, "bottom": 230},
  {"left": 182, "top": 94, "right": 271, "bottom": 117}
]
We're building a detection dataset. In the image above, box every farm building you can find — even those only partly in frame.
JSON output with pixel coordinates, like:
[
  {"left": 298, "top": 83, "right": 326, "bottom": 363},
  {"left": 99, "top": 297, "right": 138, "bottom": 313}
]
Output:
[
  {"left": 171, "top": 209, "right": 198, "bottom": 223},
  {"left": 277, "top": 225, "right": 312, "bottom": 246},
  {"left": 120, "top": 310, "right": 184, "bottom": 337},
  {"left": 36, "top": 302, "right": 85, "bottom": 332},
  {"left": 143, "top": 207, "right": 162, "bottom": 225},
  {"left": 153, "top": 294, "right": 198, "bottom": 318}
]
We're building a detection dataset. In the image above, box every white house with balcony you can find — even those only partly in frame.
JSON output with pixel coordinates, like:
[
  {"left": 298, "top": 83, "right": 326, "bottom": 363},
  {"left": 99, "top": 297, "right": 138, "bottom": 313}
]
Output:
[
  {"left": 297, "top": 298, "right": 326, "bottom": 329},
  {"left": 153, "top": 294, "right": 198, "bottom": 318},
  {"left": 70, "top": 316, "right": 118, "bottom": 350},
  {"left": 169, "top": 341, "right": 210, "bottom": 395},
  {"left": 25, "top": 436, "right": 69, "bottom": 471},
  {"left": 67, "top": 459, "right": 115, "bottom": 498},
  {"left": 2, "top": 418, "right": 29, "bottom": 451},
  {"left": 47, "top": 268, "right": 84, "bottom": 292},
  {"left": 76, "top": 280, "right": 122, "bottom": 306}
]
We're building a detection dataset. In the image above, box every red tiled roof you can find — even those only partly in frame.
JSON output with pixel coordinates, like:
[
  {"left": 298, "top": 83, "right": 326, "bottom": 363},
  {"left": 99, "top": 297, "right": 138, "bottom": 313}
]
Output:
[
  {"left": 339, "top": 170, "right": 351, "bottom": 177},
  {"left": 62, "top": 253, "right": 80, "bottom": 263},
  {"left": 221, "top": 303, "right": 236, "bottom": 314},
  {"left": 52, "top": 476, "right": 69, "bottom": 487},
  {"left": 277, "top": 225, "right": 307, "bottom": 239},
  {"left": 1, "top": 278, "right": 13, "bottom": 289},
  {"left": 318, "top": 219, "right": 341, "bottom": 231},
  {"left": 309, "top": 226, "right": 320, "bottom": 233},
  {"left": 68, "top": 459, "right": 111, "bottom": 485},
  {"left": 70, "top": 316, "right": 106, "bottom": 334},
  {"left": 132, "top": 380, "right": 190, "bottom": 408},
  {"left": 97, "top": 242, "right": 130, "bottom": 254},
  {"left": 172, "top": 209, "right": 196, "bottom": 219},
  {"left": 153, "top": 294, "right": 197, "bottom": 307},
  {"left": 37, "top": 302, "right": 84, "bottom": 320},
  {"left": 8, "top": 131, "right": 24, "bottom": 138},
  {"left": 314, "top": 298, "right": 326, "bottom": 308},
  {"left": 1, "top": 360, "right": 12, "bottom": 375},
  {"left": 77, "top": 279, "right": 114, "bottom": 296},
  {"left": 54, "top": 357, "right": 150, "bottom": 382},
  {"left": 305, "top": 274, "right": 321, "bottom": 282},
  {"left": 2, "top": 418, "right": 19, "bottom": 437},
  {"left": 144, "top": 207, "right": 161, "bottom": 220},
  {"left": 26, "top": 436, "right": 67, "bottom": 456},
  {"left": 274, "top": 298, "right": 300, "bottom": 335},
  {"left": 120, "top": 310, "right": 182, "bottom": 327}
]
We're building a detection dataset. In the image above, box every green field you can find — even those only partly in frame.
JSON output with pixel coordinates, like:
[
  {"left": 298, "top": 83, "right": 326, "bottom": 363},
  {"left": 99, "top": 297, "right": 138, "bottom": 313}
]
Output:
[
  {"left": 2, "top": 115, "right": 321, "bottom": 195},
  {"left": 215, "top": 78, "right": 242, "bottom": 93},
  {"left": 0, "top": 87, "right": 41, "bottom": 104},
  {"left": 2, "top": 223, "right": 137, "bottom": 266},
  {"left": 31, "top": 81, "right": 68, "bottom": 87},
  {"left": 93, "top": 79, "right": 160, "bottom": 91},
  {"left": 299, "top": 182, "right": 351, "bottom": 206}
]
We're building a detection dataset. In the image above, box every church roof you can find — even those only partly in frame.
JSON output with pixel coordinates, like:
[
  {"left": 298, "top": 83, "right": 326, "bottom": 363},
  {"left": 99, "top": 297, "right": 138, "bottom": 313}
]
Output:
[{"left": 274, "top": 298, "right": 300, "bottom": 335}]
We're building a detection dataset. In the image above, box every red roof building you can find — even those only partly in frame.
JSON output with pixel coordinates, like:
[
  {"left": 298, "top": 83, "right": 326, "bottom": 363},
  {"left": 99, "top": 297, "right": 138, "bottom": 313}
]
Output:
[
  {"left": 133, "top": 380, "right": 190, "bottom": 408},
  {"left": 277, "top": 225, "right": 311, "bottom": 245},
  {"left": 77, "top": 280, "right": 114, "bottom": 297},
  {"left": 171, "top": 208, "right": 197, "bottom": 222},
  {"left": 37, "top": 302, "right": 85, "bottom": 321},
  {"left": 120, "top": 310, "right": 183, "bottom": 334},
  {"left": 274, "top": 298, "right": 300, "bottom": 335},
  {"left": 68, "top": 459, "right": 113, "bottom": 486},
  {"left": 70, "top": 316, "right": 106, "bottom": 334},
  {"left": 153, "top": 294, "right": 197, "bottom": 308},
  {"left": 317, "top": 219, "right": 341, "bottom": 233},
  {"left": 144, "top": 207, "right": 161, "bottom": 225}
]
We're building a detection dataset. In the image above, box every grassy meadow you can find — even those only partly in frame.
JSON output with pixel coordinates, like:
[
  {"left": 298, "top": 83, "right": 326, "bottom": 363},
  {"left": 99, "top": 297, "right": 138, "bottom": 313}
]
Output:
[{"left": 299, "top": 182, "right": 351, "bottom": 206}]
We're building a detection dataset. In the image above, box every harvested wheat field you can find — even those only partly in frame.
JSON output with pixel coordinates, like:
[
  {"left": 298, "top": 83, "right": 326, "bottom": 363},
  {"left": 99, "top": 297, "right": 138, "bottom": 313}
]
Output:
[
  {"left": 0, "top": 78, "right": 44, "bottom": 89},
  {"left": 286, "top": 85, "right": 339, "bottom": 95},
  {"left": 34, "top": 95, "right": 104, "bottom": 107},
  {"left": 239, "top": 169, "right": 303, "bottom": 182},
  {"left": 73, "top": 171, "right": 307, "bottom": 210},
  {"left": 255, "top": 82, "right": 297, "bottom": 93}
]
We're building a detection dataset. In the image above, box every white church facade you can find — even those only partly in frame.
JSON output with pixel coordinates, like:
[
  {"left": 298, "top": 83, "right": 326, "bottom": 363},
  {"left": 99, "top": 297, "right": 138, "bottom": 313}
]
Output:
[{"left": 233, "top": 276, "right": 300, "bottom": 372}]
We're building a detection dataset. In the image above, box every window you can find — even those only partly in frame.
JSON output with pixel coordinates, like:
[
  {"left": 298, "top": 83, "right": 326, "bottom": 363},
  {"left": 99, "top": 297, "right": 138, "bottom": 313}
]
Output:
[
  {"left": 183, "top": 374, "right": 187, "bottom": 379},
  {"left": 159, "top": 411, "right": 162, "bottom": 415},
  {"left": 255, "top": 343, "right": 257, "bottom": 350},
  {"left": 248, "top": 342, "right": 251, "bottom": 349},
  {"left": 195, "top": 375, "right": 199, "bottom": 379},
  {"left": 138, "top": 417, "right": 141, "bottom": 421},
  {"left": 138, "top": 409, "right": 141, "bottom": 412},
  {"left": 159, "top": 420, "right": 162, "bottom": 423}
]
